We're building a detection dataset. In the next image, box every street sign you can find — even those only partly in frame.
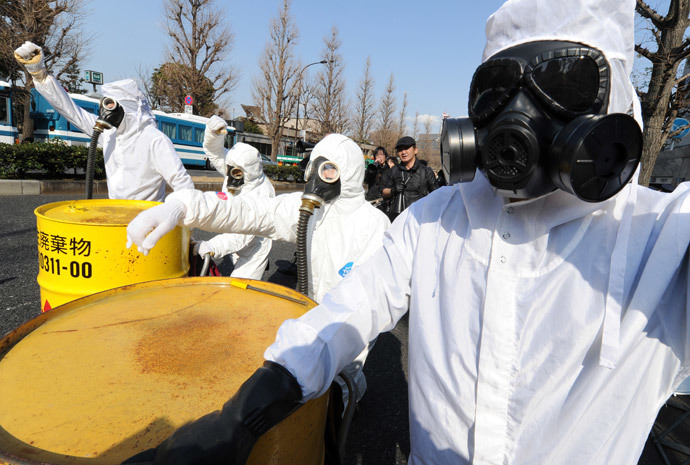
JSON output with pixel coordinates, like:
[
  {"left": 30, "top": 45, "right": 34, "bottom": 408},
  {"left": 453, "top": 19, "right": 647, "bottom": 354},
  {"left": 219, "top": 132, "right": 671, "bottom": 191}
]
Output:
[
  {"left": 184, "top": 105, "right": 193, "bottom": 114},
  {"left": 184, "top": 95, "right": 193, "bottom": 105},
  {"left": 84, "top": 70, "right": 103, "bottom": 85},
  {"left": 671, "top": 117, "right": 690, "bottom": 139}
]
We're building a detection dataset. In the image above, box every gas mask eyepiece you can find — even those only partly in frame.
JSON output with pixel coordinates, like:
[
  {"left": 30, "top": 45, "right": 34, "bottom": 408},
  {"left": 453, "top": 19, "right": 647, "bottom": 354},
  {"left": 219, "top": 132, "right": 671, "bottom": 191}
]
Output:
[
  {"left": 225, "top": 165, "right": 245, "bottom": 193},
  {"left": 440, "top": 40, "right": 642, "bottom": 202},
  {"left": 97, "top": 97, "right": 125, "bottom": 129},
  {"left": 302, "top": 156, "right": 341, "bottom": 205}
]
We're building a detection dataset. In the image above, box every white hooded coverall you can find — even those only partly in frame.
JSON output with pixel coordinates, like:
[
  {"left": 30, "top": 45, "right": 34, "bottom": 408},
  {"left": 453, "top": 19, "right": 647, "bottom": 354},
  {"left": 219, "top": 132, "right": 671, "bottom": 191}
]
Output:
[
  {"left": 32, "top": 77, "right": 194, "bottom": 201},
  {"left": 201, "top": 133, "right": 275, "bottom": 280},
  {"left": 259, "top": 1, "right": 690, "bottom": 464},
  {"left": 166, "top": 134, "right": 391, "bottom": 399}
]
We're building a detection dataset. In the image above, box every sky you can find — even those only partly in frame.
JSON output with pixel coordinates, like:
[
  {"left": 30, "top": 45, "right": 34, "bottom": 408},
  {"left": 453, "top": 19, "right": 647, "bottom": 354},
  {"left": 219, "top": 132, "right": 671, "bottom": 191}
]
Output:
[
  {"left": 78, "top": 0, "right": 667, "bottom": 135},
  {"left": 80, "top": 0, "right": 507, "bottom": 134}
]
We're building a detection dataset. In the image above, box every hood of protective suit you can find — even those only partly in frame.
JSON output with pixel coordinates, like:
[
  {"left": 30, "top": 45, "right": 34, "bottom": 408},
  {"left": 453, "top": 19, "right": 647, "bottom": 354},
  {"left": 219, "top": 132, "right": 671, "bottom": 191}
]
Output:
[
  {"left": 225, "top": 142, "right": 267, "bottom": 191},
  {"left": 479, "top": 0, "right": 639, "bottom": 369},
  {"left": 101, "top": 79, "right": 156, "bottom": 139},
  {"left": 483, "top": 0, "right": 640, "bottom": 125},
  {"left": 309, "top": 134, "right": 365, "bottom": 200}
]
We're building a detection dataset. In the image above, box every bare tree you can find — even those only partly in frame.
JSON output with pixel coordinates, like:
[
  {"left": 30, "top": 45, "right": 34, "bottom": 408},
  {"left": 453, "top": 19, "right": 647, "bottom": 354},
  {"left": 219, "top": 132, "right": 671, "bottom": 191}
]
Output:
[
  {"left": 413, "top": 111, "right": 420, "bottom": 140},
  {"left": 352, "top": 56, "right": 375, "bottom": 144},
  {"left": 418, "top": 115, "right": 436, "bottom": 162},
  {"left": 371, "top": 73, "right": 397, "bottom": 153},
  {"left": 0, "top": 0, "right": 88, "bottom": 139},
  {"left": 313, "top": 26, "right": 348, "bottom": 138},
  {"left": 252, "top": 0, "right": 299, "bottom": 161},
  {"left": 161, "top": 0, "right": 238, "bottom": 115},
  {"left": 635, "top": 0, "right": 690, "bottom": 186},
  {"left": 424, "top": 115, "right": 433, "bottom": 134},
  {"left": 297, "top": 77, "right": 316, "bottom": 139},
  {"left": 397, "top": 91, "right": 408, "bottom": 138}
]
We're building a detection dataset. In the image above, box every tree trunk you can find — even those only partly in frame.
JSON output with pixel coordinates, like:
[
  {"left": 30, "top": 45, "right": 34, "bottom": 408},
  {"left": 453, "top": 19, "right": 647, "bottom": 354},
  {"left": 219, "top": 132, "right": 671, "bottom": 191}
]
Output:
[
  {"left": 636, "top": 0, "right": 690, "bottom": 186},
  {"left": 271, "top": 132, "right": 281, "bottom": 160},
  {"left": 639, "top": 112, "right": 668, "bottom": 184}
]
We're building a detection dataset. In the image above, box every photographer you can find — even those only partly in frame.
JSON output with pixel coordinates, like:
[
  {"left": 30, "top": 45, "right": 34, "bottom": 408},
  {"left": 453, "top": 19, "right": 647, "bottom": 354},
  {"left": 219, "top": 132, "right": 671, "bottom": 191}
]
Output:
[{"left": 381, "top": 136, "right": 438, "bottom": 221}]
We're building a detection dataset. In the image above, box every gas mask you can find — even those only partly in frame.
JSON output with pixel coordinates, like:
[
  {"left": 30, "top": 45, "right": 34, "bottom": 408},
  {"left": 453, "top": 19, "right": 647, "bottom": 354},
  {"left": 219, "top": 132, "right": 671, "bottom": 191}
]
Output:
[
  {"left": 440, "top": 40, "right": 642, "bottom": 202},
  {"left": 85, "top": 97, "right": 125, "bottom": 199},
  {"left": 97, "top": 97, "right": 125, "bottom": 130},
  {"left": 302, "top": 156, "right": 341, "bottom": 208},
  {"left": 225, "top": 165, "right": 245, "bottom": 194},
  {"left": 297, "top": 155, "right": 341, "bottom": 295}
]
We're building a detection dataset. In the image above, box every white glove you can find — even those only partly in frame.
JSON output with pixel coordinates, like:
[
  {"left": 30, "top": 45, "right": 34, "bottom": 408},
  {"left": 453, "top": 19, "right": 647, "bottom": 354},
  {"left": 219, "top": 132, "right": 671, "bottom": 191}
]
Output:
[
  {"left": 207, "top": 115, "right": 227, "bottom": 134},
  {"left": 126, "top": 199, "right": 187, "bottom": 256},
  {"left": 193, "top": 240, "right": 217, "bottom": 258},
  {"left": 13, "top": 41, "right": 47, "bottom": 81}
]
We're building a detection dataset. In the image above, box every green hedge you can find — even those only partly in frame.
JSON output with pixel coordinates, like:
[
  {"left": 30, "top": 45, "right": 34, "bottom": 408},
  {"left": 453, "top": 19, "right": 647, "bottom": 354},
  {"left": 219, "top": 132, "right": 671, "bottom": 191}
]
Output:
[
  {"left": 263, "top": 164, "right": 305, "bottom": 183},
  {"left": 0, "top": 141, "right": 105, "bottom": 179},
  {"left": 0, "top": 141, "right": 304, "bottom": 183}
]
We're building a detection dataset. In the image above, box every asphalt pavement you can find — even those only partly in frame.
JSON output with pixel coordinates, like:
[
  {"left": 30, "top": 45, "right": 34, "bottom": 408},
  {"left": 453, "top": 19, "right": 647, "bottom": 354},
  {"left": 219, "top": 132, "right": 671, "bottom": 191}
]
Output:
[{"left": 0, "top": 176, "right": 686, "bottom": 464}]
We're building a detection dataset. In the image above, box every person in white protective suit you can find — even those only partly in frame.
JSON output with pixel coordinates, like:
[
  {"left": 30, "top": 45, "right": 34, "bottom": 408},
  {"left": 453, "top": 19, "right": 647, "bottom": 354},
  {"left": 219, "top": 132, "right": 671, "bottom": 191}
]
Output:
[
  {"left": 194, "top": 116, "right": 275, "bottom": 279},
  {"left": 126, "top": 133, "right": 390, "bottom": 404},
  {"left": 13, "top": 42, "right": 194, "bottom": 202},
  {"left": 122, "top": 1, "right": 690, "bottom": 464}
]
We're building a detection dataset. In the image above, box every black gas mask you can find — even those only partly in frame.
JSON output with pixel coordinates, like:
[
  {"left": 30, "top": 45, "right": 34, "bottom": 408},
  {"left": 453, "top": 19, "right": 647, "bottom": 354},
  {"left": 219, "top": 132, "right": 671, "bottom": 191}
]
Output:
[
  {"left": 98, "top": 97, "right": 125, "bottom": 129},
  {"left": 225, "top": 165, "right": 245, "bottom": 193},
  {"left": 85, "top": 97, "right": 126, "bottom": 199},
  {"left": 302, "top": 156, "right": 341, "bottom": 206},
  {"left": 297, "top": 155, "right": 341, "bottom": 295},
  {"left": 440, "top": 40, "right": 642, "bottom": 202}
]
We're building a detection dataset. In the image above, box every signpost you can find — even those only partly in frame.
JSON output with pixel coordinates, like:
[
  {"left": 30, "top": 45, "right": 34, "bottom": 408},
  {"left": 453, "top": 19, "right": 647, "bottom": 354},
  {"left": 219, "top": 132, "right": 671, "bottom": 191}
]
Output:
[
  {"left": 184, "top": 95, "right": 193, "bottom": 114},
  {"left": 84, "top": 70, "right": 104, "bottom": 92},
  {"left": 669, "top": 117, "right": 690, "bottom": 151},
  {"left": 671, "top": 117, "right": 690, "bottom": 139}
]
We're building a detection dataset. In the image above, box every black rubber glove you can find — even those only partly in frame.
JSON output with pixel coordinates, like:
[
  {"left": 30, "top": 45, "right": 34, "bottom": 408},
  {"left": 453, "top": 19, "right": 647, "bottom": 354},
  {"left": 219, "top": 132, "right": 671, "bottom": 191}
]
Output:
[{"left": 124, "top": 361, "right": 302, "bottom": 465}]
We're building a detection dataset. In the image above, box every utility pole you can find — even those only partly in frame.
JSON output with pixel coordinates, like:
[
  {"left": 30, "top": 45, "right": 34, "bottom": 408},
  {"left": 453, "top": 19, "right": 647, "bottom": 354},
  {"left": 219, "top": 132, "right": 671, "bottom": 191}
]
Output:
[{"left": 293, "top": 60, "right": 328, "bottom": 155}]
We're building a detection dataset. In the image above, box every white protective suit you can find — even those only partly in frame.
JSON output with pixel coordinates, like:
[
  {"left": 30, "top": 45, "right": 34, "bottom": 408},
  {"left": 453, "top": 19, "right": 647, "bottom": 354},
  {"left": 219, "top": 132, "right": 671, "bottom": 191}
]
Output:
[
  {"left": 200, "top": 131, "right": 275, "bottom": 280},
  {"left": 32, "top": 77, "right": 194, "bottom": 201},
  {"left": 161, "top": 134, "right": 391, "bottom": 400},
  {"left": 261, "top": 1, "right": 690, "bottom": 464}
]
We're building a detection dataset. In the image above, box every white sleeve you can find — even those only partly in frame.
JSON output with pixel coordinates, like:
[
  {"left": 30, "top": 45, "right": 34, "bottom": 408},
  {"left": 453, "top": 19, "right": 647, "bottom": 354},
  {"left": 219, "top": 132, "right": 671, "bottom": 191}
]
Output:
[
  {"left": 168, "top": 188, "right": 301, "bottom": 243},
  {"left": 264, "top": 207, "right": 416, "bottom": 399},
  {"left": 205, "top": 232, "right": 255, "bottom": 258},
  {"left": 150, "top": 132, "right": 195, "bottom": 191},
  {"left": 33, "top": 75, "right": 98, "bottom": 136},
  {"left": 203, "top": 125, "right": 228, "bottom": 175}
]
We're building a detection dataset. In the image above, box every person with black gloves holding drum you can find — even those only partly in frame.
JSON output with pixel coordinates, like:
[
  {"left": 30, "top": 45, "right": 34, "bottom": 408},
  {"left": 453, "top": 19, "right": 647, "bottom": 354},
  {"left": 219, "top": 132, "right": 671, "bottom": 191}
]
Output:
[{"left": 124, "top": 1, "right": 690, "bottom": 464}]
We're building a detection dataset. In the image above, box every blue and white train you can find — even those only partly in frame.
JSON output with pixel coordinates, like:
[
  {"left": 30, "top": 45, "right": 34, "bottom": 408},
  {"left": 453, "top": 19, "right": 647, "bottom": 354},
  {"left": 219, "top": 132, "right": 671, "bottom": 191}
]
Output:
[
  {"left": 0, "top": 81, "right": 19, "bottom": 144},
  {"left": 28, "top": 88, "right": 236, "bottom": 168}
]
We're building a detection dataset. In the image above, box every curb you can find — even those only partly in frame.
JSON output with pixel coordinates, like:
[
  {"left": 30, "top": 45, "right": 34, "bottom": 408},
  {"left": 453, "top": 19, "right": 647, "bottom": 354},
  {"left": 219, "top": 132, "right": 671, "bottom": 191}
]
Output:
[{"left": 0, "top": 178, "right": 303, "bottom": 195}]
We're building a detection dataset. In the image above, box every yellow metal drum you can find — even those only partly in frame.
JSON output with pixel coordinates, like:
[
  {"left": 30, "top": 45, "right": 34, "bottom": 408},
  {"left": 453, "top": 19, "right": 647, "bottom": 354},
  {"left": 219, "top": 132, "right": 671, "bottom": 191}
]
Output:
[
  {"left": 35, "top": 199, "right": 190, "bottom": 312},
  {"left": 0, "top": 277, "right": 327, "bottom": 465}
]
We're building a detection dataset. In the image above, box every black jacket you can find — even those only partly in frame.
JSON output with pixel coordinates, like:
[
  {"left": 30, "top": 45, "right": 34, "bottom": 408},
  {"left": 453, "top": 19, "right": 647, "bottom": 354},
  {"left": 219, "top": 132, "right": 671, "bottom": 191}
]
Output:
[
  {"left": 383, "top": 159, "right": 439, "bottom": 219},
  {"left": 365, "top": 162, "right": 389, "bottom": 201}
]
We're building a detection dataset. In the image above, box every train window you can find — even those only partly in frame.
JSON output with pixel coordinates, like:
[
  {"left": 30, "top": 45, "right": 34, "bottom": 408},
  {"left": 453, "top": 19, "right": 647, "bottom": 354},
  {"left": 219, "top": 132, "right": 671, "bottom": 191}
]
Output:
[
  {"left": 194, "top": 128, "right": 204, "bottom": 144},
  {"left": 0, "top": 97, "right": 9, "bottom": 124},
  {"left": 161, "top": 121, "right": 176, "bottom": 139},
  {"left": 179, "top": 124, "right": 193, "bottom": 142}
]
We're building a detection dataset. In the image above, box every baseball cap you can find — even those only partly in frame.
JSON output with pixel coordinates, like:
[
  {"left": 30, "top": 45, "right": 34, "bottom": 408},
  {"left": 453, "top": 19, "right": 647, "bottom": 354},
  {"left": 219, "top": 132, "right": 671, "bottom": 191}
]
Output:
[{"left": 395, "top": 136, "right": 416, "bottom": 150}]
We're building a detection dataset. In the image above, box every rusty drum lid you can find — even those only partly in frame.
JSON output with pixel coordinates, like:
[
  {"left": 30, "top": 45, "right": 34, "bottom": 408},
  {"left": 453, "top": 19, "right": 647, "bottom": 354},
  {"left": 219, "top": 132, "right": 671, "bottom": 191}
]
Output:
[{"left": 0, "top": 277, "right": 316, "bottom": 464}]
